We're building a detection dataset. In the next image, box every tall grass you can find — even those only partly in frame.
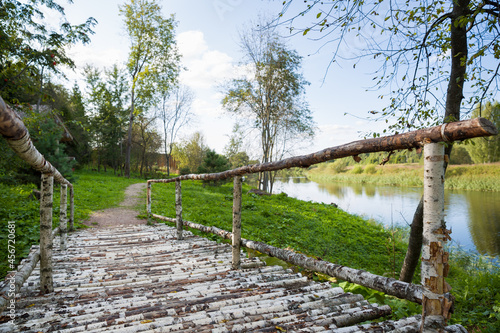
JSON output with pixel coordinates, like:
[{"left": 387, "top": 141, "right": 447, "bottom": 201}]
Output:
[{"left": 307, "top": 162, "right": 500, "bottom": 191}]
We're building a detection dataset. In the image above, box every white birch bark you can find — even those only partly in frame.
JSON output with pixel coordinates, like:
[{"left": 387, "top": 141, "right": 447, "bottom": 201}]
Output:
[
  {"left": 421, "top": 142, "right": 450, "bottom": 332},
  {"left": 40, "top": 173, "right": 54, "bottom": 294},
  {"left": 232, "top": 176, "right": 242, "bottom": 270},
  {"left": 147, "top": 182, "right": 152, "bottom": 223},
  {"left": 175, "top": 180, "right": 183, "bottom": 240},
  {"left": 59, "top": 184, "right": 68, "bottom": 251},
  {"left": 69, "top": 185, "right": 74, "bottom": 231}
]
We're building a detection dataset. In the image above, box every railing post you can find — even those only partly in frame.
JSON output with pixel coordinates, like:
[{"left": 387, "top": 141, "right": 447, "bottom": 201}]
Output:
[
  {"left": 232, "top": 176, "right": 242, "bottom": 269},
  {"left": 175, "top": 180, "right": 183, "bottom": 240},
  {"left": 59, "top": 184, "right": 68, "bottom": 251},
  {"left": 421, "top": 142, "right": 451, "bottom": 331},
  {"left": 147, "top": 181, "right": 152, "bottom": 224},
  {"left": 40, "top": 173, "right": 54, "bottom": 294},
  {"left": 69, "top": 185, "right": 74, "bottom": 231}
]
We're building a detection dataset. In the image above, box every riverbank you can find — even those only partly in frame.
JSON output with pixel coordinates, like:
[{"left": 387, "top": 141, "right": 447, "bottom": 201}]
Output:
[{"left": 306, "top": 162, "right": 500, "bottom": 191}]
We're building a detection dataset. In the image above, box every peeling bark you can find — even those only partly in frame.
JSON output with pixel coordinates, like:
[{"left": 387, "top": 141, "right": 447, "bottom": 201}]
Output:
[
  {"left": 421, "top": 143, "right": 450, "bottom": 332},
  {"left": 147, "top": 118, "right": 497, "bottom": 185},
  {"left": 40, "top": 173, "right": 54, "bottom": 294},
  {"left": 232, "top": 176, "right": 242, "bottom": 270}
]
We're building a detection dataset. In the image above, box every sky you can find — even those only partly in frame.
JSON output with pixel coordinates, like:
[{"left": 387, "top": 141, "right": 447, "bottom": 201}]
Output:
[{"left": 58, "top": 0, "right": 390, "bottom": 157}]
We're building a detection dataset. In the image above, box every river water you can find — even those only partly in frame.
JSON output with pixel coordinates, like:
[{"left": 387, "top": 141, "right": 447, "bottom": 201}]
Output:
[{"left": 273, "top": 177, "right": 500, "bottom": 257}]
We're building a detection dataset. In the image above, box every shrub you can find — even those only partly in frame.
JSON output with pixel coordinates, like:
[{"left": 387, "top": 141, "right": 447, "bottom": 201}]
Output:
[
  {"left": 351, "top": 165, "right": 364, "bottom": 174},
  {"left": 329, "top": 159, "right": 348, "bottom": 173},
  {"left": 364, "top": 164, "right": 377, "bottom": 174}
]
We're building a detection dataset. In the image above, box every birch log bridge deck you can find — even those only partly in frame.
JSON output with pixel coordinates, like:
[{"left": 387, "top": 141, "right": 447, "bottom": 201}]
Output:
[{"left": 0, "top": 224, "right": 424, "bottom": 333}]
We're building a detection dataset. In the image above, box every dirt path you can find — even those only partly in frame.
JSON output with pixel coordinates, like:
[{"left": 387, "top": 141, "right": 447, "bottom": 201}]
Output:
[{"left": 83, "top": 182, "right": 147, "bottom": 229}]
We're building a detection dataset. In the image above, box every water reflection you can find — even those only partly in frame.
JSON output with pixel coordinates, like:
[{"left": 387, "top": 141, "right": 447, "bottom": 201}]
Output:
[
  {"left": 272, "top": 177, "right": 500, "bottom": 257},
  {"left": 467, "top": 191, "right": 500, "bottom": 255}
]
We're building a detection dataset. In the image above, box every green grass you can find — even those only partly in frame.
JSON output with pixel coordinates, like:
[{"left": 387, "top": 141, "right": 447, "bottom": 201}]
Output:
[
  {"left": 149, "top": 180, "right": 408, "bottom": 277},
  {"left": 0, "top": 170, "right": 144, "bottom": 278},
  {"left": 307, "top": 163, "right": 500, "bottom": 191}
]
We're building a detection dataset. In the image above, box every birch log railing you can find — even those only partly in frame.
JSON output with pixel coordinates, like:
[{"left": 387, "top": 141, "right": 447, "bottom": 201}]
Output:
[
  {"left": 0, "top": 97, "right": 74, "bottom": 312},
  {"left": 147, "top": 117, "right": 498, "bottom": 332}
]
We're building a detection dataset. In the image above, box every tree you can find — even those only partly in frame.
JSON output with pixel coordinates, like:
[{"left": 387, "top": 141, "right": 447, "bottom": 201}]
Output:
[
  {"left": 224, "top": 124, "right": 251, "bottom": 168},
  {"left": 64, "top": 84, "right": 93, "bottom": 166},
  {"left": 172, "top": 132, "right": 208, "bottom": 174},
  {"left": 465, "top": 102, "right": 500, "bottom": 163},
  {"left": 222, "top": 24, "right": 315, "bottom": 193},
  {"left": 197, "top": 149, "right": 231, "bottom": 186},
  {"left": 157, "top": 84, "right": 194, "bottom": 176},
  {"left": 0, "top": 0, "right": 96, "bottom": 105},
  {"left": 85, "top": 65, "right": 128, "bottom": 173},
  {"left": 18, "top": 111, "right": 76, "bottom": 185},
  {"left": 119, "top": 0, "right": 180, "bottom": 177},
  {"left": 131, "top": 113, "right": 162, "bottom": 176},
  {"left": 277, "top": 0, "right": 500, "bottom": 286}
]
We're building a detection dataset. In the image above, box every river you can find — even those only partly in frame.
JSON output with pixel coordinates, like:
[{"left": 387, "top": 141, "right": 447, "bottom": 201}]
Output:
[{"left": 273, "top": 177, "right": 500, "bottom": 257}]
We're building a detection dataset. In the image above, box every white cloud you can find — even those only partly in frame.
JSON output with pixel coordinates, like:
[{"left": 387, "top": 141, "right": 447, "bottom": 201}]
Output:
[
  {"left": 176, "top": 31, "right": 209, "bottom": 60},
  {"left": 176, "top": 30, "right": 239, "bottom": 89},
  {"left": 67, "top": 44, "right": 126, "bottom": 69}
]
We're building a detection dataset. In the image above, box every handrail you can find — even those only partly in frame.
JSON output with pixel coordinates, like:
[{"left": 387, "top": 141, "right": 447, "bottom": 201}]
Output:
[
  {"left": 147, "top": 117, "right": 498, "bottom": 331},
  {"left": 0, "top": 96, "right": 74, "bottom": 311},
  {"left": 147, "top": 117, "right": 497, "bottom": 184}
]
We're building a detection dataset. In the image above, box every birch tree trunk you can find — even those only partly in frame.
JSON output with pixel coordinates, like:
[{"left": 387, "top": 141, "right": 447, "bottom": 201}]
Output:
[
  {"left": 420, "top": 142, "right": 451, "bottom": 332},
  {"left": 232, "top": 176, "right": 242, "bottom": 269},
  {"left": 69, "top": 185, "right": 74, "bottom": 231},
  {"left": 40, "top": 173, "right": 54, "bottom": 294},
  {"left": 147, "top": 182, "right": 152, "bottom": 223},
  {"left": 175, "top": 180, "right": 183, "bottom": 240},
  {"left": 59, "top": 184, "right": 68, "bottom": 251}
]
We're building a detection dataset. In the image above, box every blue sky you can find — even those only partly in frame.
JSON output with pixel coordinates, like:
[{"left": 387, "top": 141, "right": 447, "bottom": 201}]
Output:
[{"left": 61, "top": 0, "right": 389, "bottom": 156}]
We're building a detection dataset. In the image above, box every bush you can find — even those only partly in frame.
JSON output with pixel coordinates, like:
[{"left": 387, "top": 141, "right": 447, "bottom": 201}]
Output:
[
  {"left": 179, "top": 167, "right": 191, "bottom": 175},
  {"left": 364, "top": 164, "right": 377, "bottom": 174},
  {"left": 329, "top": 159, "right": 348, "bottom": 173},
  {"left": 351, "top": 165, "right": 364, "bottom": 174}
]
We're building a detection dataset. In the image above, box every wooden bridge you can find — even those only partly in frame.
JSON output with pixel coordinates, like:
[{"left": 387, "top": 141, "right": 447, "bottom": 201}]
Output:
[
  {"left": 1, "top": 98, "right": 498, "bottom": 332},
  {"left": 0, "top": 223, "right": 426, "bottom": 332}
]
